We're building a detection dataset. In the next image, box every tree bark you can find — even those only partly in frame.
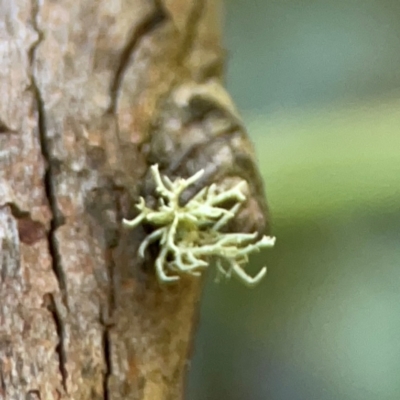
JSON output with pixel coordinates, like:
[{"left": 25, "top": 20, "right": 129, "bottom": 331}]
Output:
[{"left": 0, "top": 0, "right": 224, "bottom": 399}]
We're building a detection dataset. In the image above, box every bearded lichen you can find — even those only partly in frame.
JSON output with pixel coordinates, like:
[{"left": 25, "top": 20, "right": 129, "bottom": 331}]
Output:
[{"left": 123, "top": 164, "right": 276, "bottom": 286}]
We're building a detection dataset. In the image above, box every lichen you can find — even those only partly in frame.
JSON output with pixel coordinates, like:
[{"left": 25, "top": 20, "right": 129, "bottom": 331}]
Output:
[{"left": 123, "top": 164, "right": 276, "bottom": 286}]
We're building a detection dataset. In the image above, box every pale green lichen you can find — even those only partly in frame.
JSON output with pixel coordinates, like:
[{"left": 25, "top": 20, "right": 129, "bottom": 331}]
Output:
[{"left": 123, "top": 164, "right": 276, "bottom": 286}]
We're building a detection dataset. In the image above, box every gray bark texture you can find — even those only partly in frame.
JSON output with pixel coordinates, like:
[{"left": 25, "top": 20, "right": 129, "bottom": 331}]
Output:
[{"left": 0, "top": 0, "right": 225, "bottom": 399}]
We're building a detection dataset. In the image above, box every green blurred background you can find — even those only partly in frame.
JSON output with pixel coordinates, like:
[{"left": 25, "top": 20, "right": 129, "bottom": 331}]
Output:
[{"left": 187, "top": 1, "right": 400, "bottom": 399}]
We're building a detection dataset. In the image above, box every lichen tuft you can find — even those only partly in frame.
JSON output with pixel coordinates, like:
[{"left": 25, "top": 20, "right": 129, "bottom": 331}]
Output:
[{"left": 123, "top": 164, "right": 276, "bottom": 286}]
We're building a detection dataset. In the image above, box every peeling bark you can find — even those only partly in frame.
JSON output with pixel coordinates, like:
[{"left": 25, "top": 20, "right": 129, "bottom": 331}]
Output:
[{"left": 0, "top": 0, "right": 224, "bottom": 399}]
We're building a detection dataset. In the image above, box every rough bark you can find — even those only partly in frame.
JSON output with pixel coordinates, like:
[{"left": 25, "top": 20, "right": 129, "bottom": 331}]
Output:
[{"left": 0, "top": 0, "right": 224, "bottom": 399}]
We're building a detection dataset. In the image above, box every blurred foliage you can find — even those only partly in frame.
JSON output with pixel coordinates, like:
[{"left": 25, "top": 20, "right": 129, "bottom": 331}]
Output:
[
  {"left": 252, "top": 98, "right": 400, "bottom": 227},
  {"left": 187, "top": 1, "right": 400, "bottom": 400}
]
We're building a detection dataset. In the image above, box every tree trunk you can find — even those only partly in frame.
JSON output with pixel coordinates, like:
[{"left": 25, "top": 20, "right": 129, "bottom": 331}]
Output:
[{"left": 0, "top": 0, "right": 225, "bottom": 399}]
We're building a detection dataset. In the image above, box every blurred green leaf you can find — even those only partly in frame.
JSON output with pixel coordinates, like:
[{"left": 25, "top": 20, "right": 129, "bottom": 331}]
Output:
[{"left": 248, "top": 97, "right": 400, "bottom": 226}]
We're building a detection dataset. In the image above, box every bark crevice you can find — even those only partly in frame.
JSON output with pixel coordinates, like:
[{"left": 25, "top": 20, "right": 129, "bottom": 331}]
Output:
[
  {"left": 0, "top": 119, "right": 16, "bottom": 134},
  {"left": 29, "top": 0, "right": 69, "bottom": 392},
  {"left": 0, "top": 367, "right": 6, "bottom": 395},
  {"left": 100, "top": 246, "right": 117, "bottom": 400},
  {"left": 101, "top": 324, "right": 112, "bottom": 400},
  {"left": 4, "top": 202, "right": 30, "bottom": 219},
  {"left": 45, "top": 294, "right": 68, "bottom": 392},
  {"left": 29, "top": 0, "right": 68, "bottom": 307}
]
